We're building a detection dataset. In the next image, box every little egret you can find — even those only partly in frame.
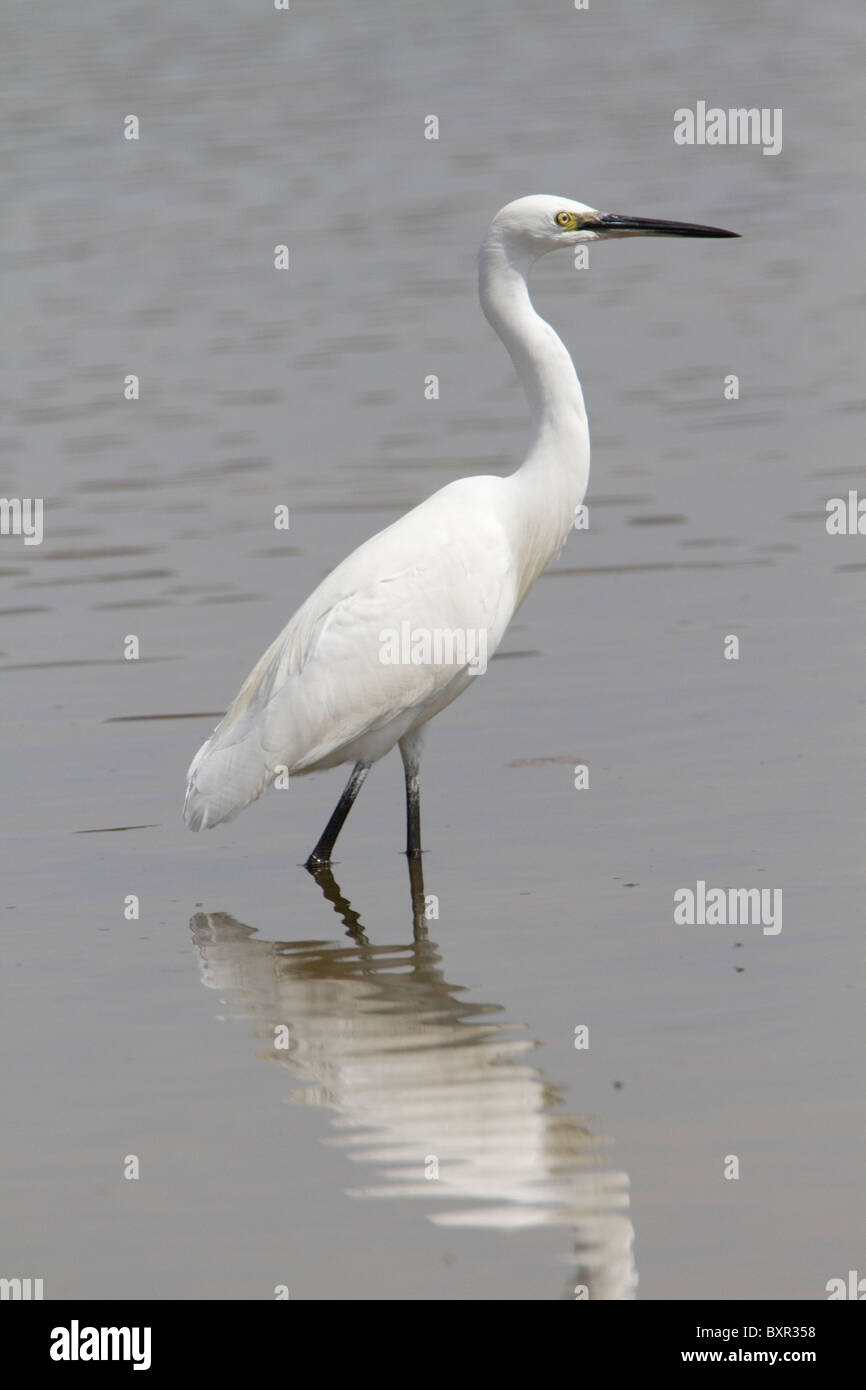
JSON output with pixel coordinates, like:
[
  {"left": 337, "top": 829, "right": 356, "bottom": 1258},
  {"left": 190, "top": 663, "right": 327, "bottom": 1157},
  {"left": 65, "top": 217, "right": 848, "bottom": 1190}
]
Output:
[{"left": 184, "top": 195, "right": 737, "bottom": 866}]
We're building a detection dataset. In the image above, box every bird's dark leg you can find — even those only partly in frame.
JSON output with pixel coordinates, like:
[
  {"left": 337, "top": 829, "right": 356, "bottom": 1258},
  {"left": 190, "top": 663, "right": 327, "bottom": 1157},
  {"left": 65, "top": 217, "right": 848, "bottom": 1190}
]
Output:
[
  {"left": 305, "top": 761, "right": 370, "bottom": 869},
  {"left": 405, "top": 770, "right": 421, "bottom": 859},
  {"left": 407, "top": 854, "right": 428, "bottom": 940},
  {"left": 399, "top": 730, "right": 426, "bottom": 860}
]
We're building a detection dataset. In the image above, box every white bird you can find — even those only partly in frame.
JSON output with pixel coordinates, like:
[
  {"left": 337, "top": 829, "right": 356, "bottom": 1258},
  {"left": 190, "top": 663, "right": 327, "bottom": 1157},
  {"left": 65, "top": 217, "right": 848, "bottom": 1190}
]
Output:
[{"left": 184, "top": 195, "right": 736, "bottom": 866}]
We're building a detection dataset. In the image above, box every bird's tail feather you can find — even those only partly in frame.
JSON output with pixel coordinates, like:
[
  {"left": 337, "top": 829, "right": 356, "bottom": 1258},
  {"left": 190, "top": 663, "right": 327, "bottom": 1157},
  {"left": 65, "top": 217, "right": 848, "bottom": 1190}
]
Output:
[{"left": 183, "top": 727, "right": 273, "bottom": 831}]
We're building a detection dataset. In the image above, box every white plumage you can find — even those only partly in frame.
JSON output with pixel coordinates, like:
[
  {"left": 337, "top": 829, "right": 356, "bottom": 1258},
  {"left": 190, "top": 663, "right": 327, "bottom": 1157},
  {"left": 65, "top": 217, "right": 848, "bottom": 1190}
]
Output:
[
  {"left": 184, "top": 195, "right": 735, "bottom": 860},
  {"left": 184, "top": 477, "right": 524, "bottom": 829}
]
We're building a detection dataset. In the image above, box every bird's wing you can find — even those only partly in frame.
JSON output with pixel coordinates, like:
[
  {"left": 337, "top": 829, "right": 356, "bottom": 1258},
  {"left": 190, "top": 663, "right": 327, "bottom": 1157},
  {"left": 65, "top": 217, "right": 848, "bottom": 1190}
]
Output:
[{"left": 184, "top": 478, "right": 516, "bottom": 829}]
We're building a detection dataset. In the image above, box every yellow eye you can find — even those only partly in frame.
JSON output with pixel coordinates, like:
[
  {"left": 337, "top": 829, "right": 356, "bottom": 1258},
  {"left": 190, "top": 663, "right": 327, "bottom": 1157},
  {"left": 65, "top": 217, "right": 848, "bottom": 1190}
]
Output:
[{"left": 555, "top": 211, "right": 573, "bottom": 228}]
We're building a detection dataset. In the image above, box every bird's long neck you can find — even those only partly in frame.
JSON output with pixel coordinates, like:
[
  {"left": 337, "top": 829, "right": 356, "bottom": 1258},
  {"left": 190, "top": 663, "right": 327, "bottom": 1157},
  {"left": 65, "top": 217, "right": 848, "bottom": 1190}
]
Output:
[{"left": 478, "top": 237, "right": 590, "bottom": 591}]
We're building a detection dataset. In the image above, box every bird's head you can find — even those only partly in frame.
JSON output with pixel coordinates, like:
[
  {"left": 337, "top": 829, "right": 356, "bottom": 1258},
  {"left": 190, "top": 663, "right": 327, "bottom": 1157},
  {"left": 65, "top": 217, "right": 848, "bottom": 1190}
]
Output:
[{"left": 487, "top": 194, "right": 738, "bottom": 262}]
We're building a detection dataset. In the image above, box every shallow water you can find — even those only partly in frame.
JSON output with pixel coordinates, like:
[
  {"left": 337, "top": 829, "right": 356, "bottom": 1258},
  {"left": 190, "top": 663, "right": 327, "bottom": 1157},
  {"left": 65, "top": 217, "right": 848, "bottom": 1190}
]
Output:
[{"left": 1, "top": 0, "right": 863, "bottom": 1298}]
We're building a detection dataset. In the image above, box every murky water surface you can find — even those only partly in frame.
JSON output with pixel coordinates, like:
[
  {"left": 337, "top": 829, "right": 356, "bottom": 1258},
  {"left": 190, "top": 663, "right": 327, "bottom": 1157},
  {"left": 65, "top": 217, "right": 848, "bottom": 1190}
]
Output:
[{"left": 1, "top": 1, "right": 863, "bottom": 1298}]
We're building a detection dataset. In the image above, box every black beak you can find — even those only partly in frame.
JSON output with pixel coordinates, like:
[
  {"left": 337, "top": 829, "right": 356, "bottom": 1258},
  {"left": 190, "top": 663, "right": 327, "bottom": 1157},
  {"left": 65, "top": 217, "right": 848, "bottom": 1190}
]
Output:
[{"left": 583, "top": 213, "right": 739, "bottom": 238}]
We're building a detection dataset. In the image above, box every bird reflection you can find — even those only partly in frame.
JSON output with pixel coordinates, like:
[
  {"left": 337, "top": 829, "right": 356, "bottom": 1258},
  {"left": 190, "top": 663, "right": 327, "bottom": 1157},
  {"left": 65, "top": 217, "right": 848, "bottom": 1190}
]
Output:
[{"left": 190, "top": 861, "right": 637, "bottom": 1299}]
